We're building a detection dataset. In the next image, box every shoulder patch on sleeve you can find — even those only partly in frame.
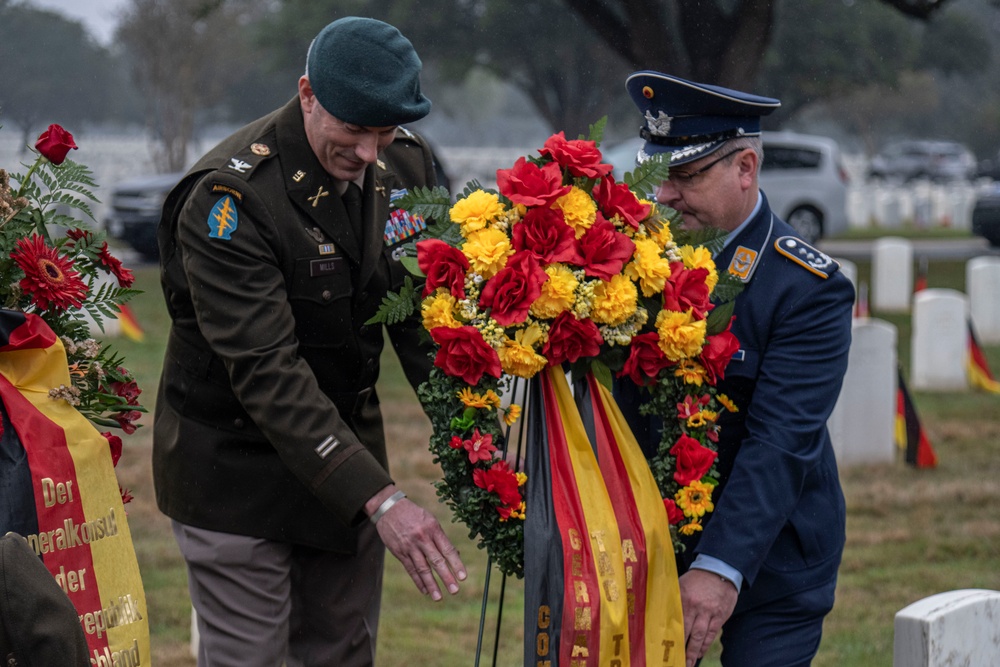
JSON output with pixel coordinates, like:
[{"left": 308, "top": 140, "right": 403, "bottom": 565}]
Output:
[
  {"left": 774, "top": 236, "right": 839, "bottom": 279},
  {"left": 207, "top": 195, "right": 239, "bottom": 240}
]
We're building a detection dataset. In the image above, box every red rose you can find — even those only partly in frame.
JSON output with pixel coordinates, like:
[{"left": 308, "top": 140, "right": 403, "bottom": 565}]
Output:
[
  {"left": 670, "top": 434, "right": 717, "bottom": 487},
  {"left": 101, "top": 431, "right": 123, "bottom": 467},
  {"left": 542, "top": 311, "right": 603, "bottom": 366},
  {"left": 511, "top": 206, "right": 583, "bottom": 265},
  {"left": 479, "top": 251, "right": 548, "bottom": 326},
  {"left": 539, "top": 132, "right": 614, "bottom": 179},
  {"left": 577, "top": 215, "right": 635, "bottom": 281},
  {"left": 620, "top": 332, "right": 672, "bottom": 386},
  {"left": 663, "top": 498, "right": 685, "bottom": 525},
  {"left": 700, "top": 325, "right": 740, "bottom": 386},
  {"left": 663, "top": 263, "right": 713, "bottom": 319},
  {"left": 417, "top": 238, "right": 469, "bottom": 298},
  {"left": 473, "top": 460, "right": 523, "bottom": 511},
  {"left": 34, "top": 124, "right": 78, "bottom": 165},
  {"left": 496, "top": 157, "right": 571, "bottom": 207},
  {"left": 430, "top": 325, "right": 502, "bottom": 386},
  {"left": 592, "top": 175, "right": 650, "bottom": 230}
]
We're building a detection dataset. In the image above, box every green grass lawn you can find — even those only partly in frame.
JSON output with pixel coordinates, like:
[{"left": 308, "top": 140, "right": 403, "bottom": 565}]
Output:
[{"left": 112, "top": 261, "right": 1000, "bottom": 667}]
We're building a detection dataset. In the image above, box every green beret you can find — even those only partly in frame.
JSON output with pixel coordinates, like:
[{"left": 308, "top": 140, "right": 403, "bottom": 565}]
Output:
[{"left": 307, "top": 17, "right": 431, "bottom": 127}]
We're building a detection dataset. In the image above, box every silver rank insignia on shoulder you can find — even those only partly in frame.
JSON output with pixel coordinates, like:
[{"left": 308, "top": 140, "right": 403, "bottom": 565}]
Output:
[
  {"left": 774, "top": 236, "right": 838, "bottom": 278},
  {"left": 228, "top": 158, "right": 253, "bottom": 173}
]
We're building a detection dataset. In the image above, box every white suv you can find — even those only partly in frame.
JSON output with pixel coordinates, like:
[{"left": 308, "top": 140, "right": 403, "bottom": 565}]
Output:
[
  {"left": 603, "top": 131, "right": 849, "bottom": 243},
  {"left": 758, "top": 131, "right": 849, "bottom": 243}
]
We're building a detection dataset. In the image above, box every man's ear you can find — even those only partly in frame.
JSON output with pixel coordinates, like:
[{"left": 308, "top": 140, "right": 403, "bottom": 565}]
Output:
[
  {"left": 737, "top": 149, "right": 758, "bottom": 189},
  {"left": 298, "top": 76, "right": 316, "bottom": 112}
]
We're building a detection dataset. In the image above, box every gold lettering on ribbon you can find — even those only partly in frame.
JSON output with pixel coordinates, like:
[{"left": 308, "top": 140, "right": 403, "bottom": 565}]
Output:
[
  {"left": 572, "top": 552, "right": 583, "bottom": 577},
  {"left": 621, "top": 538, "right": 637, "bottom": 562},
  {"left": 662, "top": 639, "right": 676, "bottom": 663},
  {"left": 569, "top": 528, "right": 582, "bottom": 550},
  {"left": 574, "top": 580, "right": 590, "bottom": 604},
  {"left": 536, "top": 604, "right": 551, "bottom": 663},
  {"left": 574, "top": 607, "right": 592, "bottom": 631},
  {"left": 571, "top": 634, "right": 590, "bottom": 657}
]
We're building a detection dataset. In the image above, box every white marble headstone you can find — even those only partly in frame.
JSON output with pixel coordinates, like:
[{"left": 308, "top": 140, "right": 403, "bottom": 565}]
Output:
[
  {"left": 967, "top": 256, "right": 1000, "bottom": 345},
  {"left": 829, "top": 319, "right": 897, "bottom": 466},
  {"left": 872, "top": 236, "right": 913, "bottom": 314},
  {"left": 893, "top": 589, "right": 1000, "bottom": 667},
  {"left": 911, "top": 288, "right": 968, "bottom": 391}
]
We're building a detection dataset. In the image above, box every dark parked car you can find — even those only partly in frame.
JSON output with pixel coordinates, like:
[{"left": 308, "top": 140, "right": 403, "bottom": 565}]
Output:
[
  {"left": 105, "top": 172, "right": 183, "bottom": 260},
  {"left": 972, "top": 183, "right": 1000, "bottom": 247},
  {"left": 868, "top": 140, "right": 976, "bottom": 182}
]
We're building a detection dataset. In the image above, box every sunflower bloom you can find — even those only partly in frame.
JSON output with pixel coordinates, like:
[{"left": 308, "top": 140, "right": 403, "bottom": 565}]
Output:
[
  {"left": 450, "top": 190, "right": 506, "bottom": 236},
  {"left": 675, "top": 480, "right": 715, "bottom": 518},
  {"left": 498, "top": 324, "right": 548, "bottom": 378},
  {"left": 421, "top": 292, "right": 461, "bottom": 330},
  {"left": 458, "top": 387, "right": 492, "bottom": 408},
  {"left": 674, "top": 359, "right": 707, "bottom": 386},
  {"left": 11, "top": 234, "right": 88, "bottom": 311},
  {"left": 718, "top": 394, "right": 739, "bottom": 413},
  {"left": 625, "top": 237, "right": 672, "bottom": 296},
  {"left": 503, "top": 403, "right": 522, "bottom": 426},
  {"left": 655, "top": 308, "right": 707, "bottom": 361},
  {"left": 591, "top": 274, "right": 638, "bottom": 326},
  {"left": 462, "top": 227, "right": 512, "bottom": 279},
  {"left": 680, "top": 245, "right": 718, "bottom": 292},
  {"left": 530, "top": 264, "right": 578, "bottom": 319},
  {"left": 554, "top": 186, "right": 597, "bottom": 238},
  {"left": 679, "top": 521, "right": 703, "bottom": 536},
  {"left": 483, "top": 389, "right": 503, "bottom": 408}
]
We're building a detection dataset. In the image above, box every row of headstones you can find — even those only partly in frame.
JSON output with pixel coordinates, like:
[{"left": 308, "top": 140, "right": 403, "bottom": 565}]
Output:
[
  {"left": 829, "top": 244, "right": 1000, "bottom": 467},
  {"left": 847, "top": 181, "right": 982, "bottom": 231}
]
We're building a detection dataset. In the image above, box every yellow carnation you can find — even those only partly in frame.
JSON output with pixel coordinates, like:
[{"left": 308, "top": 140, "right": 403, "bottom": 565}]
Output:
[
  {"left": 498, "top": 323, "right": 548, "bottom": 378},
  {"left": 530, "top": 264, "right": 578, "bottom": 319},
  {"left": 655, "top": 308, "right": 707, "bottom": 361},
  {"left": 625, "top": 237, "right": 673, "bottom": 297},
  {"left": 680, "top": 245, "right": 718, "bottom": 292},
  {"left": 450, "top": 190, "right": 506, "bottom": 236},
  {"left": 421, "top": 292, "right": 461, "bottom": 331},
  {"left": 463, "top": 227, "right": 512, "bottom": 279},
  {"left": 591, "top": 274, "right": 638, "bottom": 326},
  {"left": 554, "top": 186, "right": 598, "bottom": 238}
]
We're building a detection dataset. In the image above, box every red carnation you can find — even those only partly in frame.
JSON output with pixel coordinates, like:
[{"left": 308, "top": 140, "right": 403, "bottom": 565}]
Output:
[
  {"left": 511, "top": 206, "right": 583, "bottom": 265},
  {"left": 663, "top": 498, "right": 686, "bottom": 525},
  {"left": 496, "top": 157, "right": 571, "bottom": 207},
  {"left": 542, "top": 311, "right": 603, "bottom": 366},
  {"left": 417, "top": 238, "right": 469, "bottom": 299},
  {"left": 700, "top": 326, "right": 740, "bottom": 386},
  {"left": 479, "top": 251, "right": 548, "bottom": 326},
  {"left": 620, "top": 332, "right": 672, "bottom": 386},
  {"left": 663, "top": 263, "right": 713, "bottom": 320},
  {"left": 577, "top": 215, "right": 635, "bottom": 281},
  {"left": 592, "top": 175, "right": 650, "bottom": 230},
  {"left": 670, "top": 434, "right": 717, "bottom": 487},
  {"left": 473, "top": 460, "right": 523, "bottom": 515},
  {"left": 430, "top": 325, "right": 502, "bottom": 386},
  {"left": 34, "top": 124, "right": 78, "bottom": 165},
  {"left": 539, "top": 132, "right": 614, "bottom": 179}
]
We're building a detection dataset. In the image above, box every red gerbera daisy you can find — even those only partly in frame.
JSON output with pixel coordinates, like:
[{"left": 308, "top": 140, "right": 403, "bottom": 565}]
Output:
[
  {"left": 98, "top": 243, "right": 135, "bottom": 288},
  {"left": 11, "top": 234, "right": 89, "bottom": 311}
]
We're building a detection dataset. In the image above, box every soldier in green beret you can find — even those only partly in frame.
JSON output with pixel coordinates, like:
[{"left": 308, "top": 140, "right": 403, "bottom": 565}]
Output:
[{"left": 153, "top": 17, "right": 465, "bottom": 666}]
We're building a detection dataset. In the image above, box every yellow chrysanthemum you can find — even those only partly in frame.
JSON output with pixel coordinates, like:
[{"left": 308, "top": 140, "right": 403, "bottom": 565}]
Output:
[
  {"left": 515, "top": 472, "right": 528, "bottom": 487},
  {"left": 530, "top": 264, "right": 578, "bottom": 319},
  {"left": 503, "top": 403, "right": 522, "bottom": 426},
  {"left": 674, "top": 359, "right": 707, "bottom": 386},
  {"left": 679, "top": 521, "right": 703, "bottom": 536},
  {"left": 655, "top": 308, "right": 707, "bottom": 361},
  {"left": 554, "top": 186, "right": 597, "bottom": 238},
  {"left": 625, "top": 237, "right": 672, "bottom": 297},
  {"left": 718, "top": 394, "right": 739, "bottom": 413},
  {"left": 463, "top": 227, "right": 512, "bottom": 279},
  {"left": 450, "top": 190, "right": 506, "bottom": 236},
  {"left": 457, "top": 387, "right": 492, "bottom": 408},
  {"left": 421, "top": 292, "right": 461, "bottom": 331},
  {"left": 591, "top": 274, "right": 638, "bottom": 326},
  {"left": 498, "top": 323, "right": 549, "bottom": 378},
  {"left": 680, "top": 245, "right": 719, "bottom": 292},
  {"left": 675, "top": 480, "right": 715, "bottom": 518}
]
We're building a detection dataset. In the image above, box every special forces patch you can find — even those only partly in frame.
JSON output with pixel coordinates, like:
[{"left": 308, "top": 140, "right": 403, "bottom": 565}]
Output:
[
  {"left": 207, "top": 195, "right": 239, "bottom": 240},
  {"left": 383, "top": 189, "right": 427, "bottom": 245},
  {"left": 774, "top": 236, "right": 837, "bottom": 278}
]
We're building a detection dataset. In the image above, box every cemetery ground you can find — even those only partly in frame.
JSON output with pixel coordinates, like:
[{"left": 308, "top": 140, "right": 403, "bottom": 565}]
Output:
[{"left": 111, "top": 260, "right": 1000, "bottom": 667}]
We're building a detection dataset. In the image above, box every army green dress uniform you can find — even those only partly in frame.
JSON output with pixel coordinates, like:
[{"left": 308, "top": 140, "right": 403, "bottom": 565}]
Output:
[{"left": 154, "top": 96, "right": 435, "bottom": 550}]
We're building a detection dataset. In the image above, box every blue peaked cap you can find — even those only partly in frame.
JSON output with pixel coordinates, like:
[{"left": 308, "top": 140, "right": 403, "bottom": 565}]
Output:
[{"left": 626, "top": 71, "right": 780, "bottom": 166}]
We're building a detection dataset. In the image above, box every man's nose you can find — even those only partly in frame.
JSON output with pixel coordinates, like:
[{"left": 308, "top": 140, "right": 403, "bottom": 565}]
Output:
[
  {"left": 354, "top": 133, "right": 380, "bottom": 163},
  {"left": 655, "top": 180, "right": 680, "bottom": 205}
]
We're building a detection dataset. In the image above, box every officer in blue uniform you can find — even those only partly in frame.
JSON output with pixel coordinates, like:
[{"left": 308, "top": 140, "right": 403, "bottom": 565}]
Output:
[{"left": 616, "top": 71, "right": 855, "bottom": 667}]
